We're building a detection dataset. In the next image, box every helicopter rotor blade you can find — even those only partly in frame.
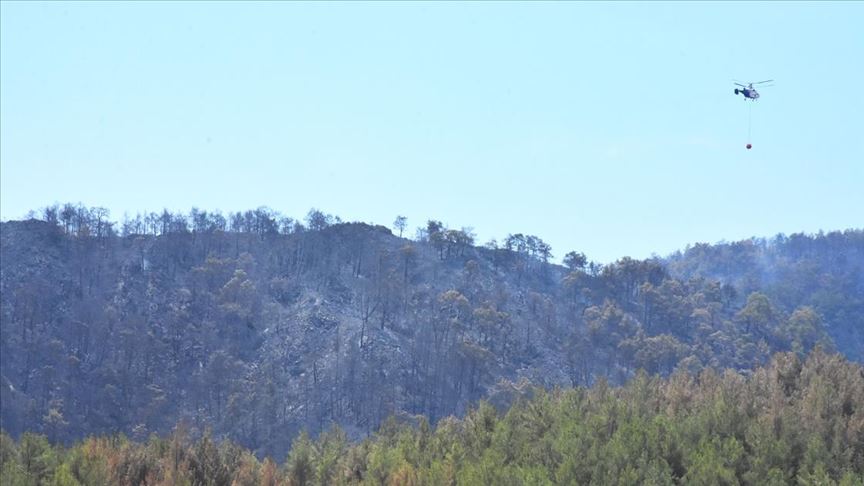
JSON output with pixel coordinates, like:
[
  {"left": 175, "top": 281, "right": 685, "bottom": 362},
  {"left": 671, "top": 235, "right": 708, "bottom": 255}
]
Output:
[{"left": 753, "top": 79, "right": 774, "bottom": 85}]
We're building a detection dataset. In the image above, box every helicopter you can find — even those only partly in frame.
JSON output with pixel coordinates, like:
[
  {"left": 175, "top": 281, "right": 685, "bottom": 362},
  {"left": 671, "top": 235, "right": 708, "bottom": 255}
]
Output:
[{"left": 734, "top": 80, "right": 773, "bottom": 100}]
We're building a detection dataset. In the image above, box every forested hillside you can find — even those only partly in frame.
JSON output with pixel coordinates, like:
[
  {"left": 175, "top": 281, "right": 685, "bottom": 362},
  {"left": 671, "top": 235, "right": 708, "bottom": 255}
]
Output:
[
  {"left": 1, "top": 204, "right": 862, "bottom": 459},
  {"left": 668, "top": 232, "right": 864, "bottom": 361},
  {"left": 2, "top": 351, "right": 863, "bottom": 485}
]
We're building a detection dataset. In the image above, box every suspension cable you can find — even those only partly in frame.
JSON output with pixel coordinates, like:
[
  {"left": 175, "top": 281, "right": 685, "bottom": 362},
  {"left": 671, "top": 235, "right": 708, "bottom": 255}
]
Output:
[{"left": 748, "top": 102, "right": 752, "bottom": 143}]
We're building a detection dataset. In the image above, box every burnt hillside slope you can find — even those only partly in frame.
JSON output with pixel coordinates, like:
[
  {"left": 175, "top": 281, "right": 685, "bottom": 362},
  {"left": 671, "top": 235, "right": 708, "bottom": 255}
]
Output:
[{"left": 1, "top": 213, "right": 861, "bottom": 457}]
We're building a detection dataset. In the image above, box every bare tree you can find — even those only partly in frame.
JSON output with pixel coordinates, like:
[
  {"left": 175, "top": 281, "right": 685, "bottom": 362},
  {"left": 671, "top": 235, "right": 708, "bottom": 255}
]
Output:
[{"left": 393, "top": 216, "right": 407, "bottom": 238}]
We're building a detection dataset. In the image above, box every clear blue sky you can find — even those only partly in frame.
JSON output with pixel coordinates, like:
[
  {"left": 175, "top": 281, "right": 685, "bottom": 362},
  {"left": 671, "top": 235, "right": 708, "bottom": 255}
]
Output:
[{"left": 2, "top": 2, "right": 862, "bottom": 263}]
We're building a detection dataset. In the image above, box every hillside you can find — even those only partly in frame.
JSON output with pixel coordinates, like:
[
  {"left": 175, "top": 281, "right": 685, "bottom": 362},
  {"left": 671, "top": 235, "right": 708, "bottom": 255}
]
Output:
[
  {"left": 1, "top": 207, "right": 862, "bottom": 458},
  {"left": 667, "top": 232, "right": 864, "bottom": 361},
  {"left": 2, "top": 351, "right": 863, "bottom": 485}
]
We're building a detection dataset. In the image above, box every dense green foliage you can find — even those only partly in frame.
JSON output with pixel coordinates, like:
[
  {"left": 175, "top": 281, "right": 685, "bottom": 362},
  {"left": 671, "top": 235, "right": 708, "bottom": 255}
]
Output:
[
  {"left": 1, "top": 205, "right": 862, "bottom": 458},
  {"left": 2, "top": 351, "right": 863, "bottom": 485}
]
